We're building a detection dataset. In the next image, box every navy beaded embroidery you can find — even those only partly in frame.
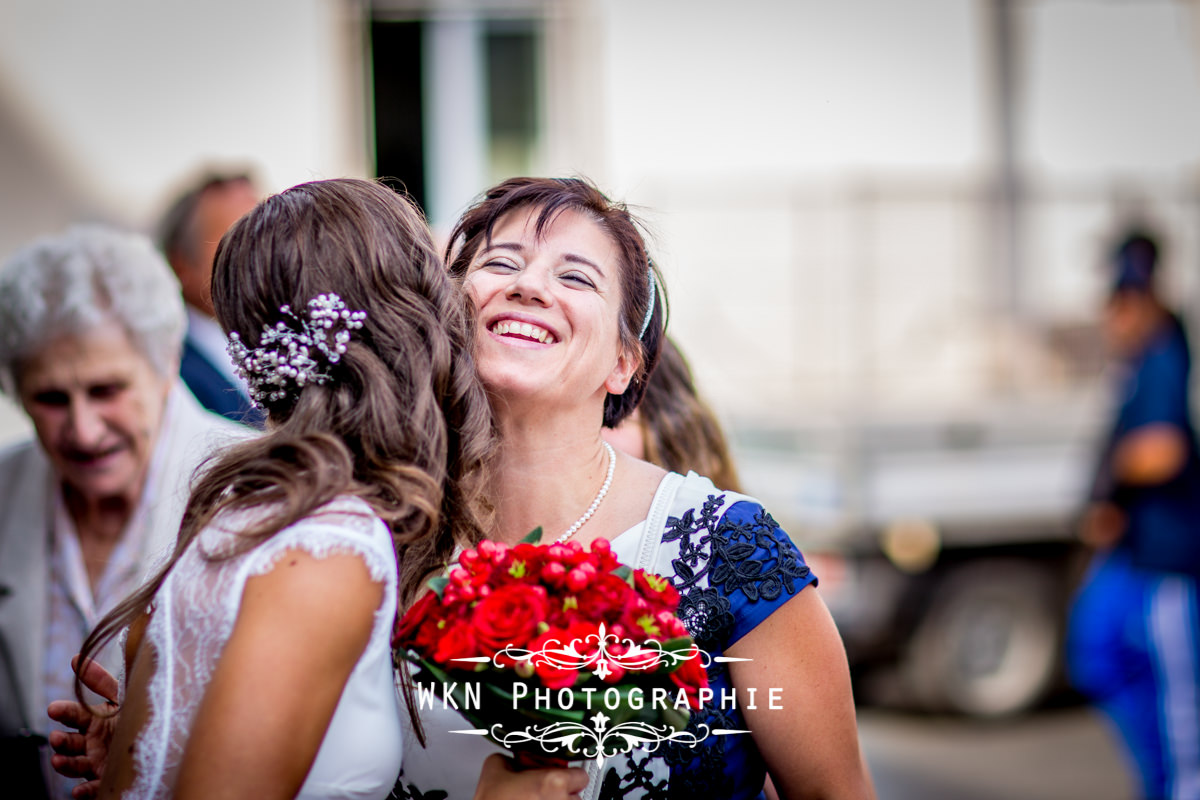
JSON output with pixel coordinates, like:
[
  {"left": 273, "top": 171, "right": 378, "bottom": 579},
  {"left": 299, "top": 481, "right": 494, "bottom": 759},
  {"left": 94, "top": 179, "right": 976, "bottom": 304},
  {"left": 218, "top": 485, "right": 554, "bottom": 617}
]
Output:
[
  {"left": 601, "top": 494, "right": 814, "bottom": 799},
  {"left": 664, "top": 495, "right": 812, "bottom": 644}
]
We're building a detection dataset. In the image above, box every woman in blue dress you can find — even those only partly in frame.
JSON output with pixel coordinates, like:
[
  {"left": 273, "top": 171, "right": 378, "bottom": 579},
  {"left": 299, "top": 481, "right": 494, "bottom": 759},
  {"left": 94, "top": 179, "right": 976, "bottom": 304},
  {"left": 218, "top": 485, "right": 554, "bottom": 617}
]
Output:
[{"left": 397, "top": 177, "right": 875, "bottom": 800}]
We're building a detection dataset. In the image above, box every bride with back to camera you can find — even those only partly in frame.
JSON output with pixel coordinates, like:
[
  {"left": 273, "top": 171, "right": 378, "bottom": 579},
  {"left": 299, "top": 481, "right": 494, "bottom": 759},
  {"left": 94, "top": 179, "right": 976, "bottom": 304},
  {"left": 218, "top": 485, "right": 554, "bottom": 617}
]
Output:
[
  {"left": 56, "top": 178, "right": 586, "bottom": 800},
  {"left": 397, "top": 177, "right": 875, "bottom": 800}
]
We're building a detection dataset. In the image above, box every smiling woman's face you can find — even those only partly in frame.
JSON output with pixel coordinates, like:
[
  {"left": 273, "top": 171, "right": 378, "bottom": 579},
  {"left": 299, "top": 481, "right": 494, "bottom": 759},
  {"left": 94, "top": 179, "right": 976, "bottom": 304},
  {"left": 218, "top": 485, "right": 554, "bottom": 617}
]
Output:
[
  {"left": 463, "top": 205, "right": 637, "bottom": 419},
  {"left": 16, "top": 317, "right": 171, "bottom": 505}
]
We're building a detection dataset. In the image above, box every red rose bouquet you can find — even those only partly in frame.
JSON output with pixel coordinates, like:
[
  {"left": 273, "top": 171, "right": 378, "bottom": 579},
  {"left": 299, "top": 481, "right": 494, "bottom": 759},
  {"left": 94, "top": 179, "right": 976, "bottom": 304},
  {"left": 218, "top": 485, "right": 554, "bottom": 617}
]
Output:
[{"left": 393, "top": 530, "right": 710, "bottom": 764}]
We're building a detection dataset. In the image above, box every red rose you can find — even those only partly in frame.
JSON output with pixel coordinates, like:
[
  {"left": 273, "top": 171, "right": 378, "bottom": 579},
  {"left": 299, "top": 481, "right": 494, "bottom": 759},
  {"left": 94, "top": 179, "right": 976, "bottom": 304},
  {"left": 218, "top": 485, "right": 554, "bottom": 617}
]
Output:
[
  {"left": 529, "top": 627, "right": 585, "bottom": 689},
  {"left": 661, "top": 615, "right": 690, "bottom": 639},
  {"left": 393, "top": 591, "right": 439, "bottom": 650},
  {"left": 670, "top": 653, "right": 709, "bottom": 710},
  {"left": 433, "top": 619, "right": 481, "bottom": 664},
  {"left": 568, "top": 574, "right": 629, "bottom": 632},
  {"left": 560, "top": 621, "right": 602, "bottom": 661},
  {"left": 634, "top": 570, "right": 680, "bottom": 611},
  {"left": 621, "top": 597, "right": 657, "bottom": 639},
  {"left": 472, "top": 583, "right": 550, "bottom": 655}
]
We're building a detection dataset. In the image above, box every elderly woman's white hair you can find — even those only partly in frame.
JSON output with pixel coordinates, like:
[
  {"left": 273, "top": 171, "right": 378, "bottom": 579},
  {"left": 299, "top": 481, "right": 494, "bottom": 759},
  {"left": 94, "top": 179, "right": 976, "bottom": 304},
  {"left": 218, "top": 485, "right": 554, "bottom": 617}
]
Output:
[{"left": 0, "top": 224, "right": 186, "bottom": 395}]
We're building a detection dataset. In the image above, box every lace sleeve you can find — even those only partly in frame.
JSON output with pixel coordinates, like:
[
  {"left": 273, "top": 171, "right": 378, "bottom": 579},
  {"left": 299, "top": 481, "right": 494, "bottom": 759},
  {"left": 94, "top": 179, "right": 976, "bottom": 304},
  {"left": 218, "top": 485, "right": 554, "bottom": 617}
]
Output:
[
  {"left": 711, "top": 500, "right": 817, "bottom": 648},
  {"left": 240, "top": 502, "right": 399, "bottom": 641},
  {"left": 664, "top": 494, "right": 817, "bottom": 651}
]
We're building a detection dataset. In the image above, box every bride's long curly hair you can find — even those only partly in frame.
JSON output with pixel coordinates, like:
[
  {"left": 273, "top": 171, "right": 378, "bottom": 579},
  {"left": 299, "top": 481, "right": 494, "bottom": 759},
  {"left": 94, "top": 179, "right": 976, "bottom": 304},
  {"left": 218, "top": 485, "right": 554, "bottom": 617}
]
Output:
[{"left": 77, "top": 178, "right": 495, "bottom": 704}]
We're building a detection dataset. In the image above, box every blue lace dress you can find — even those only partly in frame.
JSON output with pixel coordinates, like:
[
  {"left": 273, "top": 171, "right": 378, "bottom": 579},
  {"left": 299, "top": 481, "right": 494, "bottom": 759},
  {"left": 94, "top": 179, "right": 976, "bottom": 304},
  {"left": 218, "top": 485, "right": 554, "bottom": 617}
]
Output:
[
  {"left": 600, "top": 472, "right": 818, "bottom": 800},
  {"left": 394, "top": 472, "right": 816, "bottom": 800}
]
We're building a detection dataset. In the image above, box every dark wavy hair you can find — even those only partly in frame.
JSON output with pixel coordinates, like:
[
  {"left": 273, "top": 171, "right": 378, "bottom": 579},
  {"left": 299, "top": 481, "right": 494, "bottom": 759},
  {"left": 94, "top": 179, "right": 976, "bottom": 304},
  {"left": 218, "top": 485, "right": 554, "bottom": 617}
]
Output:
[
  {"left": 77, "top": 179, "right": 495, "bottom": 703},
  {"left": 636, "top": 337, "right": 743, "bottom": 493},
  {"left": 445, "top": 177, "right": 666, "bottom": 427}
]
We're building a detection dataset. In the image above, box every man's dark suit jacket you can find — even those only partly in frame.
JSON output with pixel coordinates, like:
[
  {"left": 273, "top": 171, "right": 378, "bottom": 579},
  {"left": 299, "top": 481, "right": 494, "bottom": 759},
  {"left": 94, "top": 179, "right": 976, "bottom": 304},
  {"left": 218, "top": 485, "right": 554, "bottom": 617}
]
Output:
[{"left": 180, "top": 336, "right": 264, "bottom": 428}]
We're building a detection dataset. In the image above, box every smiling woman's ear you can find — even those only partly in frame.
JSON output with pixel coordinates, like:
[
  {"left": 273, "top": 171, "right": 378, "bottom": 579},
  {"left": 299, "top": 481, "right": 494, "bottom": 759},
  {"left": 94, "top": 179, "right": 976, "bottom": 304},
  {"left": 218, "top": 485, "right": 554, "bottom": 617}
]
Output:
[{"left": 604, "top": 346, "right": 641, "bottom": 396}]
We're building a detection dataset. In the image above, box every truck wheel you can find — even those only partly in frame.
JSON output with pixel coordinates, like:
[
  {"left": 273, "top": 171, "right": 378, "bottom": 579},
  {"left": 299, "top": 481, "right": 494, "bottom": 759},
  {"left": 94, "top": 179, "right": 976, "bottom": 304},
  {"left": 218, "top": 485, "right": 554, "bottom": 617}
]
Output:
[{"left": 902, "top": 560, "right": 1061, "bottom": 716}]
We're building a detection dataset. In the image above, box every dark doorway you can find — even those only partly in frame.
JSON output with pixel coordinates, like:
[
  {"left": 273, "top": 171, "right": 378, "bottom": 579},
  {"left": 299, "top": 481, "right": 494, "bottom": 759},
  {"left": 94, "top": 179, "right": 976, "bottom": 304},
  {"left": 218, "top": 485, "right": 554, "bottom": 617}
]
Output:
[{"left": 370, "top": 19, "right": 426, "bottom": 211}]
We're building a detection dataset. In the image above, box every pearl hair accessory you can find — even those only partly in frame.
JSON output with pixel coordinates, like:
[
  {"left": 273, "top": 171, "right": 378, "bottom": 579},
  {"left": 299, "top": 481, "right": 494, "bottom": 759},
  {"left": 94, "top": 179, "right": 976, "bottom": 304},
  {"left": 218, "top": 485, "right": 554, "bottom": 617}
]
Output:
[
  {"left": 227, "top": 292, "right": 367, "bottom": 406},
  {"left": 556, "top": 440, "right": 617, "bottom": 544}
]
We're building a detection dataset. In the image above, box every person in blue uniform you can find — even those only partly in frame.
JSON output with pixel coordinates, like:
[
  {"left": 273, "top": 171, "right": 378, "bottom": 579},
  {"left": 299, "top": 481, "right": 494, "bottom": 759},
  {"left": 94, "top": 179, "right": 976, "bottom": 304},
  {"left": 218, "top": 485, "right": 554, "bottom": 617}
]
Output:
[{"left": 1068, "top": 229, "right": 1200, "bottom": 800}]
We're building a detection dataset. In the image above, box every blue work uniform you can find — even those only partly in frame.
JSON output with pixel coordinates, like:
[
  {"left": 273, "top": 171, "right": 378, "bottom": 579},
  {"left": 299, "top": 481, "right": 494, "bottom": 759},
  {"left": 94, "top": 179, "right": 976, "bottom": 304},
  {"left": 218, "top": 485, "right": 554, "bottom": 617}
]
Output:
[{"left": 1069, "top": 314, "right": 1200, "bottom": 800}]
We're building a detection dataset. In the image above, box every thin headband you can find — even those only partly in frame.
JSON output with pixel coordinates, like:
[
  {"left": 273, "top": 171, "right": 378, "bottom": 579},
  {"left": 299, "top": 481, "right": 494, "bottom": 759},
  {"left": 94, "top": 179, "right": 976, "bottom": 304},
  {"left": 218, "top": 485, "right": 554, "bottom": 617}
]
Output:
[{"left": 639, "top": 265, "right": 657, "bottom": 340}]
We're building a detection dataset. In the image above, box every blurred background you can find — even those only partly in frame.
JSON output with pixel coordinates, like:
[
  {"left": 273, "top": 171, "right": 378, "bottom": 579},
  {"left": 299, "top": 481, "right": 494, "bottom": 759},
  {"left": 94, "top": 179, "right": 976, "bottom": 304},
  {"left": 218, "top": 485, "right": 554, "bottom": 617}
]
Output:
[{"left": 4, "top": 0, "right": 1200, "bottom": 796}]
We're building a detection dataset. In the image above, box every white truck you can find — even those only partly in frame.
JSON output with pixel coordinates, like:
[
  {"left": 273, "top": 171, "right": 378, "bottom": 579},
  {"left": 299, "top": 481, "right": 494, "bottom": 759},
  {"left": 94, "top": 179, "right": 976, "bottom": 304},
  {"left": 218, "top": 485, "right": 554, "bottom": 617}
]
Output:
[{"left": 732, "top": 399, "right": 1105, "bottom": 717}]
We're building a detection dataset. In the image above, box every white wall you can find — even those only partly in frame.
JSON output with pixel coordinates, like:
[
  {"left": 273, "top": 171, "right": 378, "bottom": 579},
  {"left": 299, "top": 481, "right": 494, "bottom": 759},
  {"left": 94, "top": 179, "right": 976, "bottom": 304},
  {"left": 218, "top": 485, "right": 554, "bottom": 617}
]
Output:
[
  {"left": 1021, "top": 1, "right": 1200, "bottom": 322},
  {"left": 1024, "top": 1, "right": 1200, "bottom": 177},
  {"left": 0, "top": 0, "right": 370, "bottom": 238},
  {"left": 598, "top": 0, "right": 986, "bottom": 188}
]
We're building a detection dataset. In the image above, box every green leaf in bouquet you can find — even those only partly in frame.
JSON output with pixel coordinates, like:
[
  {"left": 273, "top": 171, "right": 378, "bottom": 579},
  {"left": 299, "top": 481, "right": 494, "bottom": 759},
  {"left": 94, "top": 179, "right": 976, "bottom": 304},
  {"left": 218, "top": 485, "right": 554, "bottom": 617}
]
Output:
[
  {"left": 660, "top": 704, "right": 691, "bottom": 733},
  {"left": 611, "top": 564, "right": 633, "bottom": 581},
  {"left": 520, "top": 526, "right": 544, "bottom": 544},
  {"left": 409, "top": 655, "right": 440, "bottom": 682},
  {"left": 427, "top": 575, "right": 449, "bottom": 599},
  {"left": 658, "top": 636, "right": 699, "bottom": 673},
  {"left": 472, "top": 681, "right": 594, "bottom": 750}
]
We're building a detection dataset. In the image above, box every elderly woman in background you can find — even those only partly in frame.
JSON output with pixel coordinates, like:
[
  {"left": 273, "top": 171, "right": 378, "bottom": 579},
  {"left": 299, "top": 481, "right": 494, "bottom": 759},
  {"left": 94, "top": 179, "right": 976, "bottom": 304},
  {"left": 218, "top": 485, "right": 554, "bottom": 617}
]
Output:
[{"left": 0, "top": 226, "right": 244, "bottom": 800}]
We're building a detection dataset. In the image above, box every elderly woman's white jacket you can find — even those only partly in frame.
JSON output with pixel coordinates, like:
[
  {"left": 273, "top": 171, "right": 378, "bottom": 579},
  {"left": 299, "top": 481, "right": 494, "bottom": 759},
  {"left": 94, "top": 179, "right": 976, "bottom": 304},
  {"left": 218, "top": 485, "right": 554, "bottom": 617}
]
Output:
[{"left": 0, "top": 382, "right": 247, "bottom": 736}]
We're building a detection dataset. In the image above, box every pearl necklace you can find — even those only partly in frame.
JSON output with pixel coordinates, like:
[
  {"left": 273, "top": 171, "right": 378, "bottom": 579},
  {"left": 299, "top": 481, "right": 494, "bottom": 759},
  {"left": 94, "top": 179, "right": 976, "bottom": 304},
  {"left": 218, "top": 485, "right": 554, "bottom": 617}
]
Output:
[{"left": 555, "top": 441, "right": 616, "bottom": 544}]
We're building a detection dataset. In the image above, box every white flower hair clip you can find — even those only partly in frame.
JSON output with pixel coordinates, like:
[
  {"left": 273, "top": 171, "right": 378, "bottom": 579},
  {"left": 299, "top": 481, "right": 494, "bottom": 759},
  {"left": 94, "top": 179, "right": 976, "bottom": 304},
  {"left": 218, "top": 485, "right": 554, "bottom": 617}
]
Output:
[{"left": 227, "top": 292, "right": 367, "bottom": 406}]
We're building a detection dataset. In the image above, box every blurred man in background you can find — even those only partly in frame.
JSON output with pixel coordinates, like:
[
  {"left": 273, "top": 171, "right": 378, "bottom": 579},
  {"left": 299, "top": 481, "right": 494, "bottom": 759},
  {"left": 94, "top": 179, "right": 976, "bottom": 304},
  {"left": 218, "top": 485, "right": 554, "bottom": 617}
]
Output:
[
  {"left": 1068, "top": 229, "right": 1200, "bottom": 800},
  {"left": 157, "top": 170, "right": 262, "bottom": 426}
]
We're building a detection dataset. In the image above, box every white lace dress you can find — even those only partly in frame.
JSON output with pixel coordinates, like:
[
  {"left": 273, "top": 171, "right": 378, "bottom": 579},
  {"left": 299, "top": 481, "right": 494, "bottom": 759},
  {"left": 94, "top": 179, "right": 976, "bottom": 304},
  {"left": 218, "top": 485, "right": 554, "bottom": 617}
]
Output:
[{"left": 122, "top": 496, "right": 404, "bottom": 799}]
